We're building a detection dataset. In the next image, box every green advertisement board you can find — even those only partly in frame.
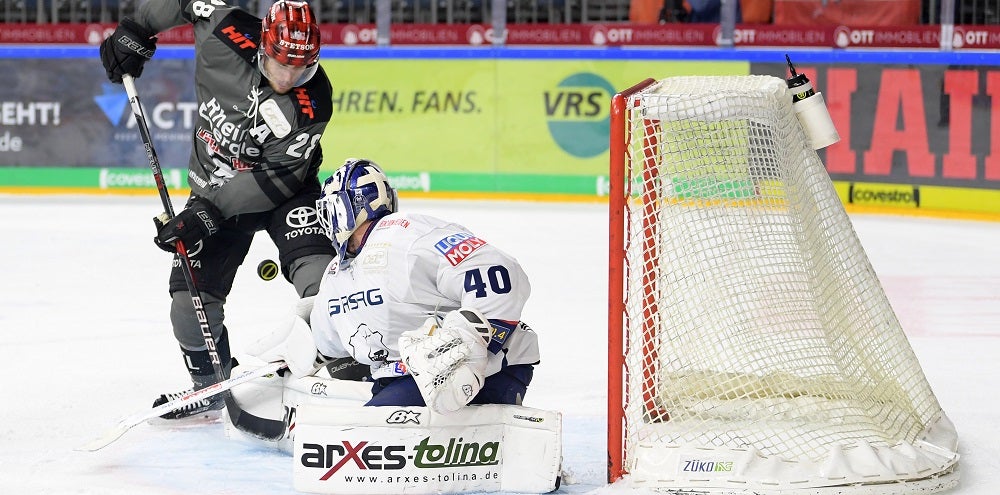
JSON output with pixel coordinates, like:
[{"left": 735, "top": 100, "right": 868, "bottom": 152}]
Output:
[{"left": 322, "top": 59, "right": 747, "bottom": 180}]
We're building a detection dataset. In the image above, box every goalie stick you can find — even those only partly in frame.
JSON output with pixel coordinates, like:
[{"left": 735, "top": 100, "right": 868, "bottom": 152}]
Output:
[
  {"left": 120, "top": 75, "right": 286, "bottom": 442},
  {"left": 76, "top": 360, "right": 287, "bottom": 452}
]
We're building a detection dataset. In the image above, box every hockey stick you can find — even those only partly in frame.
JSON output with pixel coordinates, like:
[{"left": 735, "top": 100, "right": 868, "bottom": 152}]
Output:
[
  {"left": 76, "top": 360, "right": 287, "bottom": 452},
  {"left": 120, "top": 75, "right": 286, "bottom": 441}
]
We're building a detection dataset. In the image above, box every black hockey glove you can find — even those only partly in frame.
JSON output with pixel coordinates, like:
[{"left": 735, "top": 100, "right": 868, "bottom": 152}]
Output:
[
  {"left": 100, "top": 17, "right": 157, "bottom": 84},
  {"left": 153, "top": 198, "right": 223, "bottom": 253}
]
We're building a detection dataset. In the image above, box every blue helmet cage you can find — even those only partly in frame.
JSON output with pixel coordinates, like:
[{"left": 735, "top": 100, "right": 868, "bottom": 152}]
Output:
[{"left": 316, "top": 159, "right": 398, "bottom": 259}]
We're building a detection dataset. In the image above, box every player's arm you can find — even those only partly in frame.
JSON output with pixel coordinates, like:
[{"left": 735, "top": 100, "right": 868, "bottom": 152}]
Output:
[
  {"left": 245, "top": 296, "right": 320, "bottom": 376},
  {"left": 136, "top": 0, "right": 193, "bottom": 32},
  {"left": 309, "top": 287, "right": 355, "bottom": 362},
  {"left": 152, "top": 116, "right": 330, "bottom": 252},
  {"left": 100, "top": 0, "right": 211, "bottom": 83},
  {"left": 244, "top": 295, "right": 359, "bottom": 377},
  {"left": 412, "top": 225, "right": 532, "bottom": 353}
]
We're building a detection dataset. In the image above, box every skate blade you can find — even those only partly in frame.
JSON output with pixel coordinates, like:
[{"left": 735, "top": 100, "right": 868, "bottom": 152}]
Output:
[{"left": 146, "top": 408, "right": 225, "bottom": 427}]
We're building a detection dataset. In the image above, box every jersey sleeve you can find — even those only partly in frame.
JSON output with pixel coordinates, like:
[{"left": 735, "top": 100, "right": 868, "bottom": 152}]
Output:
[
  {"left": 136, "top": 0, "right": 200, "bottom": 33},
  {"left": 431, "top": 228, "right": 531, "bottom": 356}
]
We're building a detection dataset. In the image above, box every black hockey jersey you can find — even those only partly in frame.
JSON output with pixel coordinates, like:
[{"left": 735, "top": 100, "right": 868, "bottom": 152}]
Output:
[{"left": 135, "top": 0, "right": 333, "bottom": 217}]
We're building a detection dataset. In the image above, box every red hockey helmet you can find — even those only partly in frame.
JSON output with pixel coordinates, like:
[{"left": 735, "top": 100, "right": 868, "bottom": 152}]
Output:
[{"left": 261, "top": 0, "right": 320, "bottom": 67}]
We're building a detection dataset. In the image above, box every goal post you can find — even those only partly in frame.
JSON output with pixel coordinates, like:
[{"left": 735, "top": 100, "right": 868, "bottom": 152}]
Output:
[
  {"left": 608, "top": 76, "right": 658, "bottom": 482},
  {"left": 607, "top": 75, "right": 960, "bottom": 494}
]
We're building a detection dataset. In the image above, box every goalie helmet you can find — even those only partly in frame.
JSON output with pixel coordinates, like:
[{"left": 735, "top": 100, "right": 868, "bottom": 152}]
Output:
[
  {"left": 317, "top": 159, "right": 398, "bottom": 259},
  {"left": 258, "top": 0, "right": 320, "bottom": 87}
]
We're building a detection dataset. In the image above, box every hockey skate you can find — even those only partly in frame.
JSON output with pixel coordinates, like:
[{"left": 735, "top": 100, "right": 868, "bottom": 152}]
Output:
[
  {"left": 149, "top": 388, "right": 226, "bottom": 423},
  {"left": 149, "top": 338, "right": 235, "bottom": 423}
]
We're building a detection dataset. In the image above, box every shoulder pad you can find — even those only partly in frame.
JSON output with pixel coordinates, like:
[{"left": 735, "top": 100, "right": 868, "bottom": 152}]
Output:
[
  {"left": 287, "top": 66, "right": 334, "bottom": 125},
  {"left": 259, "top": 69, "right": 334, "bottom": 136},
  {"left": 211, "top": 9, "right": 263, "bottom": 65}
]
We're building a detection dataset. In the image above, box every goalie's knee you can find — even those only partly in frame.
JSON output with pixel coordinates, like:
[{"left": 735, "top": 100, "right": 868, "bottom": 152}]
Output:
[{"left": 470, "top": 364, "right": 534, "bottom": 406}]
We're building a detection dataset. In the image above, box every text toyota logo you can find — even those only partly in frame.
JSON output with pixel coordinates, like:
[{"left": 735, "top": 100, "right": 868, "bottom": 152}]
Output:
[{"left": 286, "top": 206, "right": 318, "bottom": 228}]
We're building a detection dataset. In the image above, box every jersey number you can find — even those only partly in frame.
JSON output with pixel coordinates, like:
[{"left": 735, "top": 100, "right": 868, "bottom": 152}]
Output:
[
  {"left": 464, "top": 266, "right": 511, "bottom": 298},
  {"left": 191, "top": 0, "right": 225, "bottom": 18},
  {"left": 286, "top": 133, "right": 320, "bottom": 159}
]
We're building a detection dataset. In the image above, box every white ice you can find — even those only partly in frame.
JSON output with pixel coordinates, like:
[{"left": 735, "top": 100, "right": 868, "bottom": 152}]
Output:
[{"left": 0, "top": 194, "right": 997, "bottom": 494}]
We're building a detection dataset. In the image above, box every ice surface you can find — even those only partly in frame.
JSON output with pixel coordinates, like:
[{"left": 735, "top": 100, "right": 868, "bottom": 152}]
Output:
[{"left": 0, "top": 194, "right": 996, "bottom": 494}]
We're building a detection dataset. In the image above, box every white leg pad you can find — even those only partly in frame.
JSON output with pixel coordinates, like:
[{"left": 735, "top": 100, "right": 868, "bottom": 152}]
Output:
[{"left": 292, "top": 404, "right": 562, "bottom": 494}]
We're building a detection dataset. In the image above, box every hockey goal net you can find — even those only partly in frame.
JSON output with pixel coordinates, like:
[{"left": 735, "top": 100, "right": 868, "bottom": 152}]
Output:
[{"left": 607, "top": 76, "right": 959, "bottom": 494}]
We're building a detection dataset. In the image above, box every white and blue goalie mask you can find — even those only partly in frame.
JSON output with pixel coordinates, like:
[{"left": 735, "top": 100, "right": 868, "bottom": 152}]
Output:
[{"left": 316, "top": 159, "right": 398, "bottom": 259}]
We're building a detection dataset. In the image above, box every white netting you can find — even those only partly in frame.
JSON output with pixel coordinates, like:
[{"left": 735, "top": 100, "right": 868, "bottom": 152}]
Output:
[{"left": 615, "top": 75, "right": 958, "bottom": 493}]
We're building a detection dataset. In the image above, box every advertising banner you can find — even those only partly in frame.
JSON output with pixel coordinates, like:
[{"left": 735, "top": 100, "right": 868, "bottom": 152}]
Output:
[
  {"left": 754, "top": 62, "right": 1000, "bottom": 188},
  {"left": 322, "top": 58, "right": 747, "bottom": 179},
  {"left": 1, "top": 46, "right": 998, "bottom": 217},
  {"left": 9, "top": 23, "right": 1000, "bottom": 50},
  {"left": 0, "top": 51, "right": 748, "bottom": 195},
  {"left": 0, "top": 58, "right": 196, "bottom": 169},
  {"left": 753, "top": 61, "right": 1000, "bottom": 214}
]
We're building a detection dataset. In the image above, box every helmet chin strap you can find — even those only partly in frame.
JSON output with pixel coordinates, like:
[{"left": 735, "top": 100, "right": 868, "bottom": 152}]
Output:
[{"left": 347, "top": 220, "right": 379, "bottom": 257}]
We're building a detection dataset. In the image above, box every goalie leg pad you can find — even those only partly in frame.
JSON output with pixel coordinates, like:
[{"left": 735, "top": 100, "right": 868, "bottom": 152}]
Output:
[
  {"left": 292, "top": 404, "right": 562, "bottom": 494},
  {"left": 224, "top": 361, "right": 373, "bottom": 453}
]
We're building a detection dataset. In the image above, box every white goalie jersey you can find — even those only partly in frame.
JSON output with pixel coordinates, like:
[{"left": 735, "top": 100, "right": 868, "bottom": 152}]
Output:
[{"left": 309, "top": 212, "right": 540, "bottom": 378}]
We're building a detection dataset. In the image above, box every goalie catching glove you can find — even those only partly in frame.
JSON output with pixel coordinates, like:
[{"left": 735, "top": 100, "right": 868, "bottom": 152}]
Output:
[{"left": 399, "top": 308, "right": 494, "bottom": 414}]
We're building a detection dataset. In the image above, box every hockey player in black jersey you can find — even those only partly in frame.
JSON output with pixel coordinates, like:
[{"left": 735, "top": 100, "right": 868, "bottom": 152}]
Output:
[{"left": 100, "top": 0, "right": 336, "bottom": 420}]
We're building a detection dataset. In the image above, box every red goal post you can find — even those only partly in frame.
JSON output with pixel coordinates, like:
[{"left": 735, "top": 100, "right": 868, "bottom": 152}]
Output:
[{"left": 608, "top": 77, "right": 657, "bottom": 482}]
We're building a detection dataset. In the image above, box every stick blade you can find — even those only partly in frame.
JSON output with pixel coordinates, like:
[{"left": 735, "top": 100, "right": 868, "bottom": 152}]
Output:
[
  {"left": 74, "top": 361, "right": 287, "bottom": 452},
  {"left": 75, "top": 422, "right": 131, "bottom": 452}
]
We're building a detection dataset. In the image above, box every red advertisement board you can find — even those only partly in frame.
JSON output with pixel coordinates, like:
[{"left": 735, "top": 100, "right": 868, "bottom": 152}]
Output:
[
  {"left": 2, "top": 22, "right": 998, "bottom": 49},
  {"left": 751, "top": 62, "right": 1000, "bottom": 189}
]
